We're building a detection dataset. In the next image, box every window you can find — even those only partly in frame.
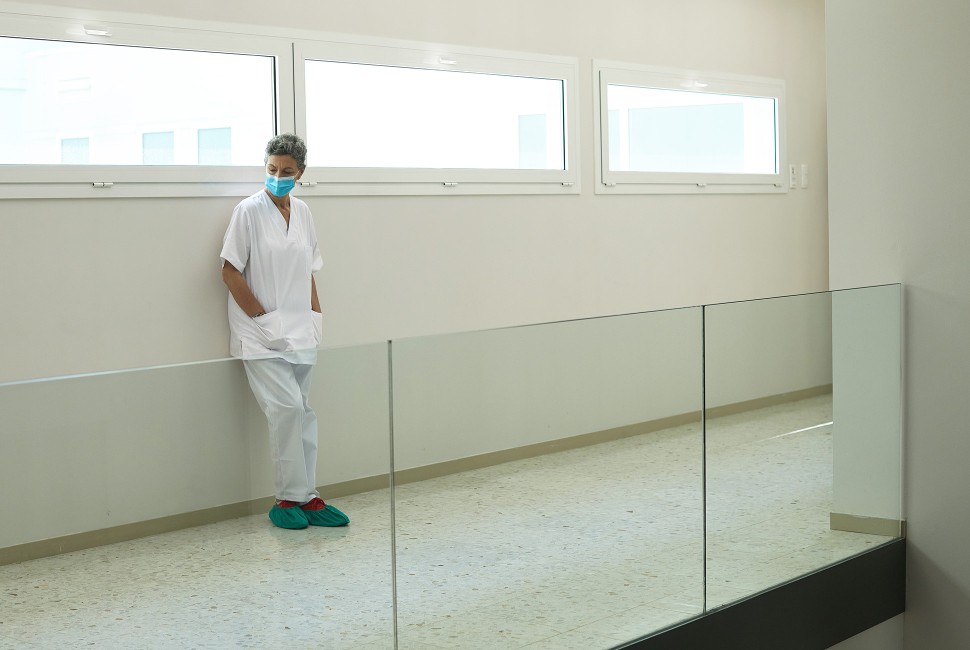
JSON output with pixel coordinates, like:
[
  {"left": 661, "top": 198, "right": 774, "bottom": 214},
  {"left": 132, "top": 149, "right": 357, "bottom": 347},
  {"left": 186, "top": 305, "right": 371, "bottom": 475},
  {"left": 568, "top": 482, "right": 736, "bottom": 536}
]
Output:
[
  {"left": 0, "top": 13, "right": 290, "bottom": 198},
  {"left": 198, "top": 127, "right": 232, "bottom": 165},
  {"left": 60, "top": 136, "right": 89, "bottom": 164},
  {"left": 595, "top": 61, "right": 786, "bottom": 194},
  {"left": 295, "top": 41, "right": 579, "bottom": 194},
  {"left": 0, "top": 36, "right": 275, "bottom": 167},
  {"left": 142, "top": 131, "right": 175, "bottom": 165}
]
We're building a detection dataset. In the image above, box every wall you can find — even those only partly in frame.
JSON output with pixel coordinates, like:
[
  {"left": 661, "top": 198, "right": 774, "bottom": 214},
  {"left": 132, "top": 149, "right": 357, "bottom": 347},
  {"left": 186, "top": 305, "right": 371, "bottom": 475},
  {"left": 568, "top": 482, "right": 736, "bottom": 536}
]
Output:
[
  {"left": 0, "top": 0, "right": 829, "bottom": 382},
  {"left": 827, "top": 0, "right": 970, "bottom": 647},
  {"left": 0, "top": 0, "right": 831, "bottom": 551}
]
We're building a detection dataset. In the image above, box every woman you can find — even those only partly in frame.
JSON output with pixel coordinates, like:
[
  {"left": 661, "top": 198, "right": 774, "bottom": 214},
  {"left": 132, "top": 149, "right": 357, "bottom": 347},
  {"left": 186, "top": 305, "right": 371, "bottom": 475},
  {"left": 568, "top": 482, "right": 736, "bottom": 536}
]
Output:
[{"left": 220, "top": 133, "right": 348, "bottom": 530}]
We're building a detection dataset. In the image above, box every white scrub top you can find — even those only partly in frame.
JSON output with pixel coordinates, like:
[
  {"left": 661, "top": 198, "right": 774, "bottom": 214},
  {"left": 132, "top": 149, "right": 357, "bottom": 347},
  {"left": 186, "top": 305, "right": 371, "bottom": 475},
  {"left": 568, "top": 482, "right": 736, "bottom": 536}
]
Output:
[{"left": 220, "top": 190, "right": 323, "bottom": 362}]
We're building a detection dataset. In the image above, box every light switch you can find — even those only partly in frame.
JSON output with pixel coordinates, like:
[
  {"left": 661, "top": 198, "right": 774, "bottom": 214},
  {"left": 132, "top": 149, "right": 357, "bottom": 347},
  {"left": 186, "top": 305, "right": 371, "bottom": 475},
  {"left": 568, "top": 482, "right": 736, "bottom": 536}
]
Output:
[{"left": 789, "top": 164, "right": 797, "bottom": 189}]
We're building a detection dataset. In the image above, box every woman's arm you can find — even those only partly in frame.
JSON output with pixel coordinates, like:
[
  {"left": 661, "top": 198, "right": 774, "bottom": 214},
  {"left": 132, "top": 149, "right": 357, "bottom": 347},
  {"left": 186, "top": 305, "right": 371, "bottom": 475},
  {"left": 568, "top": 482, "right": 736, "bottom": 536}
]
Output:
[
  {"left": 311, "top": 276, "right": 321, "bottom": 313},
  {"left": 222, "top": 260, "right": 266, "bottom": 317}
]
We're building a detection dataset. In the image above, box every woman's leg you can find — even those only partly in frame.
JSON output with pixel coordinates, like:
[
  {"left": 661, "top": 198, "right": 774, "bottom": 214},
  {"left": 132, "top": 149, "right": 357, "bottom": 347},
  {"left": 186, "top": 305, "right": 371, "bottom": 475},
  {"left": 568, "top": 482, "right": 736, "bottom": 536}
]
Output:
[
  {"left": 293, "top": 362, "right": 319, "bottom": 503},
  {"left": 243, "top": 358, "right": 314, "bottom": 502}
]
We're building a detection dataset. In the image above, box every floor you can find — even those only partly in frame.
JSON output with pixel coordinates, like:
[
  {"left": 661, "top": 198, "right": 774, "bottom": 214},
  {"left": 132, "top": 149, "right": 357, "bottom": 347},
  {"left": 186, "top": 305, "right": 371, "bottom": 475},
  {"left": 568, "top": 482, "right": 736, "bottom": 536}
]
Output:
[{"left": 0, "top": 395, "right": 894, "bottom": 649}]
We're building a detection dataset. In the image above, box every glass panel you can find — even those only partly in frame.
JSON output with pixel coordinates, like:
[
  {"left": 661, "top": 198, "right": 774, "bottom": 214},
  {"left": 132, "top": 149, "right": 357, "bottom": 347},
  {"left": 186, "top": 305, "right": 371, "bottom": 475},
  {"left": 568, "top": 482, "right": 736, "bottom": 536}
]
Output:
[
  {"left": 606, "top": 84, "right": 777, "bottom": 174},
  {"left": 0, "top": 345, "right": 394, "bottom": 649},
  {"left": 391, "top": 309, "right": 704, "bottom": 648},
  {"left": 703, "top": 291, "right": 901, "bottom": 610},
  {"left": 305, "top": 60, "right": 566, "bottom": 170},
  {"left": 0, "top": 36, "right": 275, "bottom": 165},
  {"left": 830, "top": 285, "right": 903, "bottom": 534}
]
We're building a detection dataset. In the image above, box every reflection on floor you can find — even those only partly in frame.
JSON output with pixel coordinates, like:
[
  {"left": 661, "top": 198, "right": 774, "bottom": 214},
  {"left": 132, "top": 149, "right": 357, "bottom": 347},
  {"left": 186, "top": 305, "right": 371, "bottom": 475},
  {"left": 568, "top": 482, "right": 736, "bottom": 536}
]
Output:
[{"left": 0, "top": 395, "right": 893, "bottom": 649}]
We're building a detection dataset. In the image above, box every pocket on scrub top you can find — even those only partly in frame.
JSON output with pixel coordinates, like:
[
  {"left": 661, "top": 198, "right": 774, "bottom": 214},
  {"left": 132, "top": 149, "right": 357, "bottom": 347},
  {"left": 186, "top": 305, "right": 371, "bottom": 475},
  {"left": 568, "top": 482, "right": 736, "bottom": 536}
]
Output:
[
  {"left": 253, "top": 311, "right": 287, "bottom": 351},
  {"left": 310, "top": 310, "right": 323, "bottom": 344}
]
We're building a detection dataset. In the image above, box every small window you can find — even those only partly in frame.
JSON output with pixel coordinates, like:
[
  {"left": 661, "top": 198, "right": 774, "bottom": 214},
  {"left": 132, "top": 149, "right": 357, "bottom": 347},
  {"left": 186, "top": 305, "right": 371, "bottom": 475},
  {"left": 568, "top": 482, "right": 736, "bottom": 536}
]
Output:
[
  {"left": 142, "top": 131, "right": 175, "bottom": 165},
  {"left": 198, "top": 127, "right": 232, "bottom": 165},
  {"left": 60, "top": 136, "right": 89, "bottom": 164},
  {"left": 595, "top": 61, "right": 786, "bottom": 194},
  {"left": 295, "top": 40, "right": 579, "bottom": 194}
]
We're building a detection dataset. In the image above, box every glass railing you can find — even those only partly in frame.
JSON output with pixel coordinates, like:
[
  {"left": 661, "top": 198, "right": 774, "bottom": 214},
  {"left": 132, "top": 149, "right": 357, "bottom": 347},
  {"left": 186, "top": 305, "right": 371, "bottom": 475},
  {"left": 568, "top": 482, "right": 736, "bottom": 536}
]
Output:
[{"left": 0, "top": 285, "right": 903, "bottom": 649}]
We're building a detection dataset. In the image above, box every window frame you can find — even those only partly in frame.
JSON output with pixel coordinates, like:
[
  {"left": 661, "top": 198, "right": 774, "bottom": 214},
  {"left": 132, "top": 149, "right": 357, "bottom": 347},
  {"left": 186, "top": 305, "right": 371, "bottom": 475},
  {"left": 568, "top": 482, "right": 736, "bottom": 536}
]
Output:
[
  {"left": 293, "top": 39, "right": 581, "bottom": 196},
  {"left": 593, "top": 60, "right": 787, "bottom": 195},
  {"left": 0, "top": 12, "right": 293, "bottom": 199}
]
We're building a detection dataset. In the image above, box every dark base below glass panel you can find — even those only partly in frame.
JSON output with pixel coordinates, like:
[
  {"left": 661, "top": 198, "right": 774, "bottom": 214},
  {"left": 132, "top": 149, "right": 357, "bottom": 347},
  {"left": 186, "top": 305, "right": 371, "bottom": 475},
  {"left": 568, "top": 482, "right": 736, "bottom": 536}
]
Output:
[{"left": 616, "top": 538, "right": 905, "bottom": 650}]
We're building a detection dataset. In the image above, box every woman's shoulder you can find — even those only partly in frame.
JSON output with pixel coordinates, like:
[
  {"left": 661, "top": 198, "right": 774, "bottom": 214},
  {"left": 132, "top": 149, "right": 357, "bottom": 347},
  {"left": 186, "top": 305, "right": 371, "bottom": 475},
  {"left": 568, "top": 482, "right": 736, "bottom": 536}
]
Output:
[{"left": 232, "top": 190, "right": 271, "bottom": 217}]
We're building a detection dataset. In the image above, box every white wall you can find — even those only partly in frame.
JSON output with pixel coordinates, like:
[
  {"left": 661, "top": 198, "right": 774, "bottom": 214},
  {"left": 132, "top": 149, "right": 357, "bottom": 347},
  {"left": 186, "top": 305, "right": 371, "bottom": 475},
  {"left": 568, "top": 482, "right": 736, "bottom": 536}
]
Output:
[
  {"left": 827, "top": 0, "right": 970, "bottom": 647},
  {"left": 0, "top": 0, "right": 829, "bottom": 383},
  {"left": 0, "top": 0, "right": 831, "bottom": 552}
]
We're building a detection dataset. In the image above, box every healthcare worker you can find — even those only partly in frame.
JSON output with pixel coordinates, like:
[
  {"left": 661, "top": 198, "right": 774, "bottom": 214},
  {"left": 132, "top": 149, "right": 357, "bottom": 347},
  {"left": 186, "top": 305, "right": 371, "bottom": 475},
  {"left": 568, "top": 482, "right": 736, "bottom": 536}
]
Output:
[{"left": 220, "top": 133, "right": 349, "bottom": 530}]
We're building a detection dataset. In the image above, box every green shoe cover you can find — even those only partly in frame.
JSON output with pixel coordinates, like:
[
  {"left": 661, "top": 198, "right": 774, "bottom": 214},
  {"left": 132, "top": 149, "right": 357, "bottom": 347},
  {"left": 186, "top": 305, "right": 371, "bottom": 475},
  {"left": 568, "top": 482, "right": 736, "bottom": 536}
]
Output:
[
  {"left": 305, "top": 504, "right": 350, "bottom": 527},
  {"left": 269, "top": 504, "right": 309, "bottom": 529}
]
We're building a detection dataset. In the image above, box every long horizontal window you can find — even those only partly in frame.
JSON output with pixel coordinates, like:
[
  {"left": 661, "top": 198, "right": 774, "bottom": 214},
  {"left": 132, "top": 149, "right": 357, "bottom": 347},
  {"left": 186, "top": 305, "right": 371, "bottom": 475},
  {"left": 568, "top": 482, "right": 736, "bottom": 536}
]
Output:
[
  {"left": 595, "top": 61, "right": 786, "bottom": 194},
  {"left": 296, "top": 41, "right": 579, "bottom": 193},
  {"left": 0, "top": 36, "right": 276, "bottom": 167}
]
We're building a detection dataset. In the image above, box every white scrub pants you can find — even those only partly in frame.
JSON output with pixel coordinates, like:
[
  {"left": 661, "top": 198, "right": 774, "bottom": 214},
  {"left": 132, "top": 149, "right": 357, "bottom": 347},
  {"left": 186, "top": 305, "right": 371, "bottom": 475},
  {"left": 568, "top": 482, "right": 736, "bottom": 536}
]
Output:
[{"left": 244, "top": 358, "right": 320, "bottom": 504}]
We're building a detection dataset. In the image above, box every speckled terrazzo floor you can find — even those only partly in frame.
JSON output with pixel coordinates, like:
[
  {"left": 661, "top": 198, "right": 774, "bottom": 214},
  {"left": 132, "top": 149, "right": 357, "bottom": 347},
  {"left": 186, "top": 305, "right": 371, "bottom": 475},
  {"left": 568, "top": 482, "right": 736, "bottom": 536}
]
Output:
[{"left": 0, "top": 395, "right": 893, "bottom": 649}]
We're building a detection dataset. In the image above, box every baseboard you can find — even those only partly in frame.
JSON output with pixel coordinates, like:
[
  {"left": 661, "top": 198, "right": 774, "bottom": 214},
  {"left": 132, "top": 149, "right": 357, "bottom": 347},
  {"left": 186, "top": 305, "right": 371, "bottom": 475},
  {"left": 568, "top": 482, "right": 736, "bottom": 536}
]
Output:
[
  {"left": 395, "top": 385, "right": 833, "bottom": 485},
  {"left": 1, "top": 386, "right": 833, "bottom": 566},
  {"left": 0, "top": 474, "right": 389, "bottom": 566},
  {"left": 393, "top": 411, "right": 701, "bottom": 486},
  {"left": 705, "top": 384, "right": 832, "bottom": 419},
  {"left": 830, "top": 512, "right": 906, "bottom": 538}
]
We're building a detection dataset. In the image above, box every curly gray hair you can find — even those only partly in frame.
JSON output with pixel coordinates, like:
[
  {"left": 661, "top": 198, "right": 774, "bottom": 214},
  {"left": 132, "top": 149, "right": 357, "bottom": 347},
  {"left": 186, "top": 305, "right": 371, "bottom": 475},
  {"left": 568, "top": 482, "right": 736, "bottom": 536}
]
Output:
[{"left": 264, "top": 133, "right": 308, "bottom": 171}]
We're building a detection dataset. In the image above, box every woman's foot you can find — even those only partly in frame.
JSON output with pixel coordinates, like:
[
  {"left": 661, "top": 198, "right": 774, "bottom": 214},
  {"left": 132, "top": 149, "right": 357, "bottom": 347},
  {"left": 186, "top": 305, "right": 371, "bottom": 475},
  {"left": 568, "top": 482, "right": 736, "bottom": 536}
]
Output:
[
  {"left": 300, "top": 497, "right": 350, "bottom": 527},
  {"left": 269, "top": 500, "right": 309, "bottom": 529}
]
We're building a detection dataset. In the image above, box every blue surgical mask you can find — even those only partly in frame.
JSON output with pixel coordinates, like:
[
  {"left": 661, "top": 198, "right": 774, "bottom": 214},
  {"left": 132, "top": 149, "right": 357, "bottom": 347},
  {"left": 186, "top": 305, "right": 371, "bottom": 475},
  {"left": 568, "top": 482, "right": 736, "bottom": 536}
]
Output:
[{"left": 265, "top": 174, "right": 296, "bottom": 197}]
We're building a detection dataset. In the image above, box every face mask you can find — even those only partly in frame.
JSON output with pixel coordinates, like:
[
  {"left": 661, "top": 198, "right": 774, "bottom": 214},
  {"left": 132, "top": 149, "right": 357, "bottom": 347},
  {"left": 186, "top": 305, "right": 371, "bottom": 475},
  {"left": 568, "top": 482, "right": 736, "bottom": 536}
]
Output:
[{"left": 265, "top": 174, "right": 296, "bottom": 197}]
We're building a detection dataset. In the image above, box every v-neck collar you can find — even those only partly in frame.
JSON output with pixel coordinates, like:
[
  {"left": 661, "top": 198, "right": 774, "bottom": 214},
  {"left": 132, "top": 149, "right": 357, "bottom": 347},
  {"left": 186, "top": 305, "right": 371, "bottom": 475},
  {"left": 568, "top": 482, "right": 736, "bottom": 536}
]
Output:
[{"left": 262, "top": 190, "right": 293, "bottom": 236}]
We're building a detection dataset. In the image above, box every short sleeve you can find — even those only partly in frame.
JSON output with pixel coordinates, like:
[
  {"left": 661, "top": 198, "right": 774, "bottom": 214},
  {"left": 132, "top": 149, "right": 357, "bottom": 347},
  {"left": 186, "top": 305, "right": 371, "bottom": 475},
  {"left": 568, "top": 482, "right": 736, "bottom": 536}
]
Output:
[{"left": 220, "top": 202, "right": 251, "bottom": 272}]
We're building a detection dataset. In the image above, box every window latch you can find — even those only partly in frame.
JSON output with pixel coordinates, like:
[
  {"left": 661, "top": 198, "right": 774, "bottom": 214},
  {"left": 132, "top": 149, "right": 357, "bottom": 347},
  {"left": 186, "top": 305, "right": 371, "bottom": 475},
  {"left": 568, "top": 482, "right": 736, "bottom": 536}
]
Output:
[
  {"left": 443, "top": 182, "right": 458, "bottom": 187},
  {"left": 92, "top": 182, "right": 114, "bottom": 188},
  {"left": 299, "top": 181, "right": 317, "bottom": 187}
]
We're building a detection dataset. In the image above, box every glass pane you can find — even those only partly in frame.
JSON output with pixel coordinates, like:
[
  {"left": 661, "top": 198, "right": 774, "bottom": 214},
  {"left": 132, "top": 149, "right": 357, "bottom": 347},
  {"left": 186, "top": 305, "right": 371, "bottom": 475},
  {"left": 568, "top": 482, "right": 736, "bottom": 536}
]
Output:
[
  {"left": 305, "top": 60, "right": 566, "bottom": 170},
  {"left": 60, "top": 136, "right": 89, "bottom": 163},
  {"left": 0, "top": 36, "right": 275, "bottom": 165},
  {"left": 606, "top": 84, "right": 777, "bottom": 174},
  {"left": 703, "top": 292, "right": 900, "bottom": 611},
  {"left": 0, "top": 345, "right": 394, "bottom": 648},
  {"left": 391, "top": 309, "right": 704, "bottom": 648},
  {"left": 142, "top": 130, "right": 174, "bottom": 164},
  {"left": 831, "top": 285, "right": 903, "bottom": 534},
  {"left": 198, "top": 126, "right": 232, "bottom": 165}
]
